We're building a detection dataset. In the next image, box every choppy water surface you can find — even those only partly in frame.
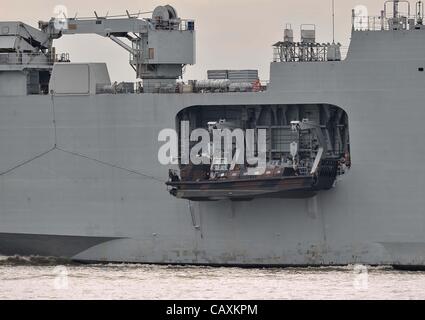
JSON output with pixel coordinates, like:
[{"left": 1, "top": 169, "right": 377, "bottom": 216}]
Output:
[{"left": 0, "top": 256, "right": 425, "bottom": 300}]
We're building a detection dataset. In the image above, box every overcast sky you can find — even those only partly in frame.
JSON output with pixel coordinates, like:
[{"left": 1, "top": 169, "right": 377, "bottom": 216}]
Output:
[{"left": 2, "top": 0, "right": 387, "bottom": 81}]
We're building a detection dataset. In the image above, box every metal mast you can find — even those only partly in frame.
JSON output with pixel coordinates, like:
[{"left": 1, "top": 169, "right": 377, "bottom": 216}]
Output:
[
  {"left": 332, "top": 0, "right": 335, "bottom": 43},
  {"left": 394, "top": 0, "right": 399, "bottom": 18}
]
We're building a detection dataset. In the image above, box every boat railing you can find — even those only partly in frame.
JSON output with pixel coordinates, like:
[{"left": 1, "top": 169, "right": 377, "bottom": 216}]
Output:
[
  {"left": 0, "top": 52, "right": 51, "bottom": 65},
  {"left": 298, "top": 167, "right": 309, "bottom": 176},
  {"left": 147, "top": 19, "right": 195, "bottom": 31},
  {"left": 96, "top": 80, "right": 269, "bottom": 95},
  {"left": 67, "top": 12, "right": 195, "bottom": 32},
  {"left": 352, "top": 14, "right": 423, "bottom": 31},
  {"left": 272, "top": 45, "right": 349, "bottom": 62},
  {"left": 176, "top": 19, "right": 195, "bottom": 32},
  {"left": 0, "top": 52, "right": 69, "bottom": 66}
]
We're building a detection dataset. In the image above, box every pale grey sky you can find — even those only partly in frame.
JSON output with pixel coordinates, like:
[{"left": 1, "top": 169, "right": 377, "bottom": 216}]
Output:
[{"left": 1, "top": 0, "right": 386, "bottom": 81}]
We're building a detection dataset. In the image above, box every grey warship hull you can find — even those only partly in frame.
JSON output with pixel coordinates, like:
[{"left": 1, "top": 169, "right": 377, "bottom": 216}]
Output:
[{"left": 2, "top": 2, "right": 425, "bottom": 267}]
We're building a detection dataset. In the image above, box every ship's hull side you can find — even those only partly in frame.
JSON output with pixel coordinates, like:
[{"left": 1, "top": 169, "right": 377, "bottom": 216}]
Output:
[{"left": 1, "top": 30, "right": 425, "bottom": 265}]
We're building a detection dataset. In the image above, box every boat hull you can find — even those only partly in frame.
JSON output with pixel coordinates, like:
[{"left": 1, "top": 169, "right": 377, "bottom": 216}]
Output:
[
  {"left": 168, "top": 176, "right": 315, "bottom": 201},
  {"left": 1, "top": 30, "right": 425, "bottom": 266}
]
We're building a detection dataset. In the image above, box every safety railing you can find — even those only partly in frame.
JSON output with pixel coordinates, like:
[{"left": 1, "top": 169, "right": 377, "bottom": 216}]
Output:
[
  {"left": 0, "top": 53, "right": 49, "bottom": 65},
  {"left": 0, "top": 52, "right": 69, "bottom": 65},
  {"left": 178, "top": 19, "right": 195, "bottom": 31},
  {"left": 96, "top": 80, "right": 269, "bottom": 95},
  {"left": 150, "top": 19, "right": 195, "bottom": 31},
  {"left": 352, "top": 15, "right": 423, "bottom": 31},
  {"left": 272, "top": 44, "right": 349, "bottom": 63}
]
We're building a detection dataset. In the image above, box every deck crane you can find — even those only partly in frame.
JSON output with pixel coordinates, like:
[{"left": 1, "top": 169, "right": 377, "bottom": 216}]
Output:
[{"left": 39, "top": 5, "right": 195, "bottom": 92}]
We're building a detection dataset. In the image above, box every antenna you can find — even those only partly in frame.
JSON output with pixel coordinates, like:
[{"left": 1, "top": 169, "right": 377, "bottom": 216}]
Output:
[
  {"left": 394, "top": 0, "right": 399, "bottom": 19},
  {"left": 417, "top": 1, "right": 424, "bottom": 25},
  {"left": 332, "top": 0, "right": 335, "bottom": 44}
]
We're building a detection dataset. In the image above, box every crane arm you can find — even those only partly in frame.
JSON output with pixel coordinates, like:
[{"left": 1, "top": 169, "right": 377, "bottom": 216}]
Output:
[{"left": 56, "top": 17, "right": 150, "bottom": 37}]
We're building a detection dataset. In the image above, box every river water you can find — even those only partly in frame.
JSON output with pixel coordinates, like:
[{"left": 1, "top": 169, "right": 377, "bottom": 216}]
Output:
[{"left": 0, "top": 256, "right": 425, "bottom": 300}]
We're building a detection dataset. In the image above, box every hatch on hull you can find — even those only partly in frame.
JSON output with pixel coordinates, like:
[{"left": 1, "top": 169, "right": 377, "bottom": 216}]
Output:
[{"left": 166, "top": 104, "right": 350, "bottom": 201}]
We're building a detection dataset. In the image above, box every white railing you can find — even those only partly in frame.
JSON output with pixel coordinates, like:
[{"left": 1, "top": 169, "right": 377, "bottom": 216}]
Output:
[
  {"left": 272, "top": 44, "right": 349, "bottom": 63},
  {"left": 352, "top": 15, "right": 422, "bottom": 31},
  {"left": 0, "top": 52, "right": 69, "bottom": 65},
  {"left": 96, "top": 80, "right": 269, "bottom": 95},
  {"left": 0, "top": 53, "right": 51, "bottom": 65}
]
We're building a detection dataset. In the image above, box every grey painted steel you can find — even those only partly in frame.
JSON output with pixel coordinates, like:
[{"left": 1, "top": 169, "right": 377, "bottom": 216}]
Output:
[{"left": 1, "top": 13, "right": 425, "bottom": 266}]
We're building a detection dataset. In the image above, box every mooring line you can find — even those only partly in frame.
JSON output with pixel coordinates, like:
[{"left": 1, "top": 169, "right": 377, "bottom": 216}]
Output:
[
  {"left": 56, "top": 147, "right": 165, "bottom": 182},
  {"left": 0, "top": 147, "right": 56, "bottom": 176}
]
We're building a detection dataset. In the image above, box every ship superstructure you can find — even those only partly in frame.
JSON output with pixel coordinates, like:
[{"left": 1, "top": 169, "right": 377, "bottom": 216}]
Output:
[{"left": 1, "top": 1, "right": 425, "bottom": 267}]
